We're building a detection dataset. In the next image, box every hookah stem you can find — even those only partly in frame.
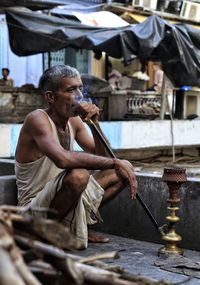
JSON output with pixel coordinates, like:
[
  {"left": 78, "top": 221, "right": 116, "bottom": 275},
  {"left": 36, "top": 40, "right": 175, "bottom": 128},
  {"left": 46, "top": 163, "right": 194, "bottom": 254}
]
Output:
[{"left": 88, "top": 118, "right": 161, "bottom": 233}]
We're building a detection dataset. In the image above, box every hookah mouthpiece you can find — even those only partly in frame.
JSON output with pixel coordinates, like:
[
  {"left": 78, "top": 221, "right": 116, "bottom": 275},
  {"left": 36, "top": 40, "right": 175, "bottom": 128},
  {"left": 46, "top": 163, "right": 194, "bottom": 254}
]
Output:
[{"left": 71, "top": 97, "right": 92, "bottom": 116}]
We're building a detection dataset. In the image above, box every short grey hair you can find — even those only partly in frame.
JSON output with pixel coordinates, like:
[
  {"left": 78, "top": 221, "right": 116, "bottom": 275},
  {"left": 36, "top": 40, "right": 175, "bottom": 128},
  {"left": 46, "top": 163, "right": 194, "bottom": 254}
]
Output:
[{"left": 38, "top": 65, "right": 80, "bottom": 94}]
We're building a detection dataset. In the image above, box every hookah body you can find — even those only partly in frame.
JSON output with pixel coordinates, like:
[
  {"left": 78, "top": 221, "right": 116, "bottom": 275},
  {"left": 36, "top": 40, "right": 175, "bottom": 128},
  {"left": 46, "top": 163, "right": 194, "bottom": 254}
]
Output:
[{"left": 159, "top": 167, "right": 187, "bottom": 255}]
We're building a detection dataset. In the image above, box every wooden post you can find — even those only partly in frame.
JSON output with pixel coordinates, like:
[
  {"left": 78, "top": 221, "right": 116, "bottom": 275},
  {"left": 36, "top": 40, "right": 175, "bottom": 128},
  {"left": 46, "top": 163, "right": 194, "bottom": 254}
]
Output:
[
  {"left": 159, "top": 74, "right": 168, "bottom": 120},
  {"left": 174, "top": 89, "right": 184, "bottom": 119}
]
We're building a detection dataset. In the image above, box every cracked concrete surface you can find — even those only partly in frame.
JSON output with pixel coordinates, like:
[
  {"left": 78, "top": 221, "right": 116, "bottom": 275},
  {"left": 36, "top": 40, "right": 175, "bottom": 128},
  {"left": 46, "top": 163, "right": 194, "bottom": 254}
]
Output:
[{"left": 76, "top": 232, "right": 200, "bottom": 285}]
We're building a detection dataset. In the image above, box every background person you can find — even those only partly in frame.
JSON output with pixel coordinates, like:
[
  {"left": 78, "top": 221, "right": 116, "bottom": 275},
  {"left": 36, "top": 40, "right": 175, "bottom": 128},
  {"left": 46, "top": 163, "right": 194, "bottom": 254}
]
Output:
[
  {"left": 0, "top": 67, "right": 14, "bottom": 87},
  {"left": 15, "top": 65, "right": 137, "bottom": 249},
  {"left": 147, "top": 62, "right": 164, "bottom": 93},
  {"left": 107, "top": 61, "right": 122, "bottom": 89},
  {"left": 153, "top": 62, "right": 164, "bottom": 93}
]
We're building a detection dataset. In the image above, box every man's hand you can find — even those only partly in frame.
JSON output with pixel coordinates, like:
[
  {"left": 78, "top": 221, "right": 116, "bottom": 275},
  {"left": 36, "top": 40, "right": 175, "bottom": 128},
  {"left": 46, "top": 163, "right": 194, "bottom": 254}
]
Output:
[
  {"left": 75, "top": 102, "right": 100, "bottom": 123},
  {"left": 114, "top": 159, "right": 137, "bottom": 199}
]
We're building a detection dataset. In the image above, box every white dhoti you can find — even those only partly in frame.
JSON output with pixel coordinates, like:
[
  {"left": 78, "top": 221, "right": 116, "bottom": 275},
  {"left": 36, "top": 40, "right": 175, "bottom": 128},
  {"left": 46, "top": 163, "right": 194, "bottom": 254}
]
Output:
[{"left": 30, "top": 171, "right": 104, "bottom": 249}]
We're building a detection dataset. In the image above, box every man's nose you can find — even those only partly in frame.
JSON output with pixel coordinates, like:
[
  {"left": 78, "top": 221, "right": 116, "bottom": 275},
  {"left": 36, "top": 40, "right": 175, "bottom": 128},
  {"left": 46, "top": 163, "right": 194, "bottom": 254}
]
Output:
[{"left": 74, "top": 90, "right": 83, "bottom": 101}]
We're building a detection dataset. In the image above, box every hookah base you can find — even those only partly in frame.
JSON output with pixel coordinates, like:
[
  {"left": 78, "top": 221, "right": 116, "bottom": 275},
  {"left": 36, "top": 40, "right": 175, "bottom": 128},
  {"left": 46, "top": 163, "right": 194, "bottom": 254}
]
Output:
[{"left": 158, "top": 245, "right": 183, "bottom": 256}]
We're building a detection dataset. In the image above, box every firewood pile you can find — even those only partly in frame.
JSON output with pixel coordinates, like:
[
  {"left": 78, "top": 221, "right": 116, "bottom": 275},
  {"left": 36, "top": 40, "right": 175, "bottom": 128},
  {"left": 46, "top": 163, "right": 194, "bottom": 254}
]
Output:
[{"left": 0, "top": 205, "right": 172, "bottom": 285}]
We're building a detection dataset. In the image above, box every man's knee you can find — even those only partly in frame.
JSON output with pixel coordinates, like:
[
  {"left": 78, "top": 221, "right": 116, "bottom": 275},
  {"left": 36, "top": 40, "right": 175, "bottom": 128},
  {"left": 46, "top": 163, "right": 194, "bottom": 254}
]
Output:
[
  {"left": 94, "top": 169, "right": 119, "bottom": 189},
  {"left": 63, "top": 168, "right": 90, "bottom": 194}
]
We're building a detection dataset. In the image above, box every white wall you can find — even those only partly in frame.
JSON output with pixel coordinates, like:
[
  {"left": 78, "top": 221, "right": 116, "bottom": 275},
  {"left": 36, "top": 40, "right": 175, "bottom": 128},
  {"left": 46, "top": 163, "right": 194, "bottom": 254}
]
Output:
[
  {"left": 1, "top": 120, "right": 200, "bottom": 157},
  {"left": 0, "top": 15, "right": 43, "bottom": 88}
]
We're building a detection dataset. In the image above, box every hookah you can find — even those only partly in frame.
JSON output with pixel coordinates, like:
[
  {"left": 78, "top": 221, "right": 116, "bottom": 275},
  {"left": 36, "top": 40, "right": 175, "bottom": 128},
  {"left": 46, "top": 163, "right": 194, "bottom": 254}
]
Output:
[{"left": 158, "top": 166, "right": 187, "bottom": 255}]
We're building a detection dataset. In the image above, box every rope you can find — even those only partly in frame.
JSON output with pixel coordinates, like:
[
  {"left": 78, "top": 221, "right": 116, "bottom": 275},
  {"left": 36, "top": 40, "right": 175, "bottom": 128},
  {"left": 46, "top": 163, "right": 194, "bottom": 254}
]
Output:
[{"left": 165, "top": 91, "right": 176, "bottom": 163}]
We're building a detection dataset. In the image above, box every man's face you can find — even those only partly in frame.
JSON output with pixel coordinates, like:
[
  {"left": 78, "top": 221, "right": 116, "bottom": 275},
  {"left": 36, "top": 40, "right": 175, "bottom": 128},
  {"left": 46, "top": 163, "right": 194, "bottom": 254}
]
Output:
[
  {"left": 52, "top": 76, "right": 84, "bottom": 117},
  {"left": 2, "top": 69, "right": 9, "bottom": 78}
]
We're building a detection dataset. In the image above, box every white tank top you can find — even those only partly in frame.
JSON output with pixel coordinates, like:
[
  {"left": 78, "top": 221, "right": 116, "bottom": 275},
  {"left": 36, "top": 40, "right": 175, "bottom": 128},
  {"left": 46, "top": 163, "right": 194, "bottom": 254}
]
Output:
[{"left": 15, "top": 109, "right": 75, "bottom": 206}]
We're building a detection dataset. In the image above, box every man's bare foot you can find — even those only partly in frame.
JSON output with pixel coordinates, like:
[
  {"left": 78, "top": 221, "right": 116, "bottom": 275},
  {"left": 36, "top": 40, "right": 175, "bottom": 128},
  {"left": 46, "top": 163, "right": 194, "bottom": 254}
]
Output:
[{"left": 88, "top": 231, "right": 109, "bottom": 243}]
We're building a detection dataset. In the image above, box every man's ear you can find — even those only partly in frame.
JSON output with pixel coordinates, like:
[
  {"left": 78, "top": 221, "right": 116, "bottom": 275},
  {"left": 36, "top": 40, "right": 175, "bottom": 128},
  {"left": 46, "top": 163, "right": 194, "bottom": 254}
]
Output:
[{"left": 45, "top": 91, "right": 55, "bottom": 104}]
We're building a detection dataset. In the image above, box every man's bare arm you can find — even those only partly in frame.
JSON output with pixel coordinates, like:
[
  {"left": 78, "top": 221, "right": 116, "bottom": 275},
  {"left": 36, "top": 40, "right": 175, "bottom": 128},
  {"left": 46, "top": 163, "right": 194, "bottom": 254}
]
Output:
[
  {"left": 25, "top": 111, "right": 115, "bottom": 170},
  {"left": 19, "top": 111, "right": 137, "bottom": 198}
]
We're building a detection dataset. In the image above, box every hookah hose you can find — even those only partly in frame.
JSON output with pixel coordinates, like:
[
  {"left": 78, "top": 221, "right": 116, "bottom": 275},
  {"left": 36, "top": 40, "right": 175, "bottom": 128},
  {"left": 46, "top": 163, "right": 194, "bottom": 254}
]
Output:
[{"left": 88, "top": 118, "right": 166, "bottom": 236}]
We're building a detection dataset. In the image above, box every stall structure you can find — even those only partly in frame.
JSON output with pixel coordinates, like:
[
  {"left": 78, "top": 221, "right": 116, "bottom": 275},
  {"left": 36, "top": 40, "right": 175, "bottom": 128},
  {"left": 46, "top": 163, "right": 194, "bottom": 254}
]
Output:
[
  {"left": 0, "top": 86, "right": 44, "bottom": 123},
  {"left": 5, "top": 9, "right": 200, "bottom": 88}
]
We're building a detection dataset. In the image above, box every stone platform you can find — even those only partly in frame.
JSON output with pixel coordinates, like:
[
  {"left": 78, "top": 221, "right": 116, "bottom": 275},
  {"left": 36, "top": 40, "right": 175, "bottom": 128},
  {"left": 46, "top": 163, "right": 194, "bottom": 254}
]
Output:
[{"left": 78, "top": 232, "right": 200, "bottom": 285}]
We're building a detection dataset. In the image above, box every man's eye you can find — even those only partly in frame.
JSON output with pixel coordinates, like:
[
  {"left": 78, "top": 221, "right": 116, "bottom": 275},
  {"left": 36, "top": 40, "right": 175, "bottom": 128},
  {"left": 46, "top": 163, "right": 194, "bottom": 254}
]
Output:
[
  {"left": 66, "top": 86, "right": 84, "bottom": 93},
  {"left": 66, "top": 88, "right": 75, "bottom": 93}
]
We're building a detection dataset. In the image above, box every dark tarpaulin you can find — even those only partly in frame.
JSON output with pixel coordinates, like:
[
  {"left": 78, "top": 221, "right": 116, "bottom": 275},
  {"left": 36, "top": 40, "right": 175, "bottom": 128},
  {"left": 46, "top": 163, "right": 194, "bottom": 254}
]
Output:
[
  {"left": 6, "top": 10, "right": 200, "bottom": 86},
  {"left": 0, "top": 0, "right": 67, "bottom": 10}
]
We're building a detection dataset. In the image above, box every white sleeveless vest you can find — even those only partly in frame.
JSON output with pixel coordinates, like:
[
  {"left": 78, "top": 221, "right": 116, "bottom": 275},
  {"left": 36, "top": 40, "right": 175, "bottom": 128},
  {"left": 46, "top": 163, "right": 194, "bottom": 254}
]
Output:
[{"left": 15, "top": 109, "right": 74, "bottom": 206}]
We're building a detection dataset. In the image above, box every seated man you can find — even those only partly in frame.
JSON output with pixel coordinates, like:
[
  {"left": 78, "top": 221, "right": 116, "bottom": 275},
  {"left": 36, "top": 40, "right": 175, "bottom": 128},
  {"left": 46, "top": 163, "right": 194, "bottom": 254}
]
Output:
[
  {"left": 0, "top": 68, "right": 14, "bottom": 87},
  {"left": 15, "top": 65, "right": 137, "bottom": 249}
]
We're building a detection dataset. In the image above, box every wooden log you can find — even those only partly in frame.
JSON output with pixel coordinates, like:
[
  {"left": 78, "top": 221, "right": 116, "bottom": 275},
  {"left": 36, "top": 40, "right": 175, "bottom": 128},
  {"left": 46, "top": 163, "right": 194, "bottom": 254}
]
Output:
[
  {"left": 7, "top": 213, "right": 80, "bottom": 250},
  {"left": 0, "top": 223, "right": 13, "bottom": 248},
  {"left": 15, "top": 234, "right": 114, "bottom": 272},
  {"left": 77, "top": 263, "right": 172, "bottom": 284},
  {"left": 31, "top": 219, "right": 80, "bottom": 249},
  {"left": 76, "top": 262, "right": 133, "bottom": 285},
  {"left": 22, "top": 249, "right": 43, "bottom": 264},
  {"left": 16, "top": 236, "right": 125, "bottom": 285},
  {"left": 10, "top": 246, "right": 42, "bottom": 285},
  {"left": 15, "top": 235, "right": 172, "bottom": 285},
  {"left": 0, "top": 206, "right": 80, "bottom": 250},
  {"left": 15, "top": 235, "right": 83, "bottom": 285},
  {"left": 79, "top": 251, "right": 119, "bottom": 264},
  {"left": 20, "top": 242, "right": 124, "bottom": 275},
  {"left": 0, "top": 208, "right": 173, "bottom": 285},
  {"left": 45, "top": 255, "right": 84, "bottom": 285},
  {"left": 0, "top": 248, "right": 25, "bottom": 285},
  {"left": 0, "top": 222, "right": 42, "bottom": 285},
  {"left": 67, "top": 252, "right": 125, "bottom": 273},
  {"left": 15, "top": 235, "right": 72, "bottom": 258},
  {"left": 0, "top": 205, "right": 58, "bottom": 219},
  {"left": 0, "top": 205, "right": 29, "bottom": 212}
]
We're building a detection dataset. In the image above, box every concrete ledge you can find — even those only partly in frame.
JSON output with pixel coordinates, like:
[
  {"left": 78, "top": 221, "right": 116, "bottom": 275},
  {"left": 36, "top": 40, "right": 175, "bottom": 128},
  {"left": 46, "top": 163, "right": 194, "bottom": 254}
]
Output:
[
  {"left": 0, "top": 159, "right": 17, "bottom": 205},
  {"left": 0, "top": 159, "right": 15, "bottom": 175},
  {"left": 0, "top": 175, "right": 17, "bottom": 205},
  {"left": 95, "top": 173, "right": 200, "bottom": 251}
]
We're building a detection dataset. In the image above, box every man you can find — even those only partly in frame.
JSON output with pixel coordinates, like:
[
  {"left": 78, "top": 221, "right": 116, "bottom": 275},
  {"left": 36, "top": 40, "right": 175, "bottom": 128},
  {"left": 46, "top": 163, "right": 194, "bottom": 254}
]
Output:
[
  {"left": 0, "top": 68, "right": 14, "bottom": 87},
  {"left": 15, "top": 65, "right": 137, "bottom": 249},
  {"left": 108, "top": 61, "right": 122, "bottom": 89},
  {"left": 152, "top": 62, "right": 163, "bottom": 94}
]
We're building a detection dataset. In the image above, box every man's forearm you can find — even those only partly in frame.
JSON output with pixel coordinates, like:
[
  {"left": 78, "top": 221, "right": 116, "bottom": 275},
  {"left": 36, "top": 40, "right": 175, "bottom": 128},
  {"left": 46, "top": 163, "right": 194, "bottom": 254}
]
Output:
[{"left": 55, "top": 150, "right": 115, "bottom": 170}]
